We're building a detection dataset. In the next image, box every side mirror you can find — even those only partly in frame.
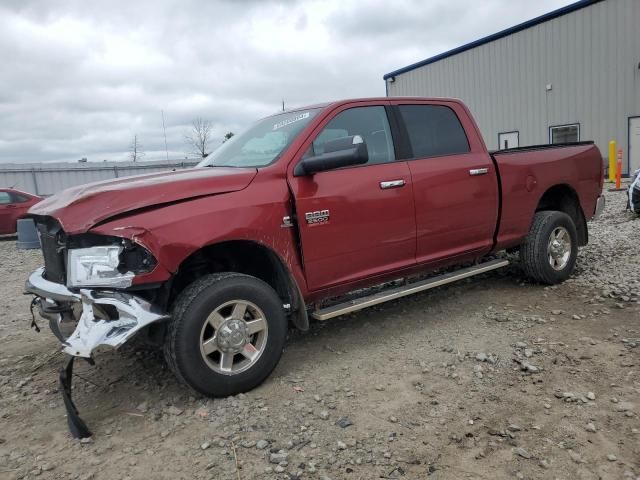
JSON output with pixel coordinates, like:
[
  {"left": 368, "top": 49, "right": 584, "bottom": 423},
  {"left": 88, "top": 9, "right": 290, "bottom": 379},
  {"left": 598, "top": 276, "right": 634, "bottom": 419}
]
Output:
[{"left": 294, "top": 135, "right": 368, "bottom": 176}]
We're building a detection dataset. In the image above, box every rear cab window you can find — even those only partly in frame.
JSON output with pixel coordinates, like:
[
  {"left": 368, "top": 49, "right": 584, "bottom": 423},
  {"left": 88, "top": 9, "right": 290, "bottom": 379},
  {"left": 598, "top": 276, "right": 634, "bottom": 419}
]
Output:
[{"left": 398, "top": 105, "right": 470, "bottom": 158}]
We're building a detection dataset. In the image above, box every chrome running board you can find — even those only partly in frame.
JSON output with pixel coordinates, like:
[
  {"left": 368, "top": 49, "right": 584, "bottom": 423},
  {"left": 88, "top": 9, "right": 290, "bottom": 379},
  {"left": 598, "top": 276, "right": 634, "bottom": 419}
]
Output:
[{"left": 311, "top": 258, "right": 509, "bottom": 321}]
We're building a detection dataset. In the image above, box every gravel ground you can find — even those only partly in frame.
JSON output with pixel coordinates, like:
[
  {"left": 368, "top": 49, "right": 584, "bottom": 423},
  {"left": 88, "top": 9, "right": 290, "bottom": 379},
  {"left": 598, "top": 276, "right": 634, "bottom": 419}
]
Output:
[{"left": 0, "top": 189, "right": 638, "bottom": 480}]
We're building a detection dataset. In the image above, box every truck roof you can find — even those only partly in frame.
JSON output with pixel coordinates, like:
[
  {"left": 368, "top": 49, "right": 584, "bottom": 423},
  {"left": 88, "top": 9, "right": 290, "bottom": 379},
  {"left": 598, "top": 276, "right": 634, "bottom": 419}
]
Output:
[{"left": 283, "top": 97, "right": 463, "bottom": 115}]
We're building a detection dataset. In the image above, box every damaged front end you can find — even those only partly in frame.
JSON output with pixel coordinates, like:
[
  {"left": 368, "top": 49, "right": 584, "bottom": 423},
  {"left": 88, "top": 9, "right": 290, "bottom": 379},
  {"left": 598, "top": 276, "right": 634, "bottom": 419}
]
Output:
[
  {"left": 27, "top": 267, "right": 169, "bottom": 358},
  {"left": 25, "top": 219, "right": 170, "bottom": 438}
]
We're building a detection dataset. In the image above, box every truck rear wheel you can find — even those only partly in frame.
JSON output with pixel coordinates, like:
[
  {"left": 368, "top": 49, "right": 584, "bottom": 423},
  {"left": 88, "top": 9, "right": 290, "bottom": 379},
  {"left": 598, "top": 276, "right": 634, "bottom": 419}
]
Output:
[
  {"left": 164, "top": 273, "right": 287, "bottom": 397},
  {"left": 520, "top": 211, "right": 578, "bottom": 285}
]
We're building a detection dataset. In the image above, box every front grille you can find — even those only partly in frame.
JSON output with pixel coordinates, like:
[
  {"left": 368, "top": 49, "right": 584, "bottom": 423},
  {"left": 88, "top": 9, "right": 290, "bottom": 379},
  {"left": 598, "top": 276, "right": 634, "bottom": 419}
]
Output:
[{"left": 35, "top": 219, "right": 66, "bottom": 284}]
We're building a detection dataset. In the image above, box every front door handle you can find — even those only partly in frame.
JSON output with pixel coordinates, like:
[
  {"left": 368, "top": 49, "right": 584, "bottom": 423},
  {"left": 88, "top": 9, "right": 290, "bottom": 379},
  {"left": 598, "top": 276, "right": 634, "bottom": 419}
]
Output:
[
  {"left": 380, "top": 179, "right": 405, "bottom": 189},
  {"left": 469, "top": 168, "right": 489, "bottom": 176}
]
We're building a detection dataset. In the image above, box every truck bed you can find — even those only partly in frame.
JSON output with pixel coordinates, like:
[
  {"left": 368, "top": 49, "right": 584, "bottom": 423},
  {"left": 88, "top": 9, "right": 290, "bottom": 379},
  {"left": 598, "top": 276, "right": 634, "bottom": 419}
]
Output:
[
  {"left": 491, "top": 141, "right": 603, "bottom": 251},
  {"left": 489, "top": 140, "right": 595, "bottom": 155}
]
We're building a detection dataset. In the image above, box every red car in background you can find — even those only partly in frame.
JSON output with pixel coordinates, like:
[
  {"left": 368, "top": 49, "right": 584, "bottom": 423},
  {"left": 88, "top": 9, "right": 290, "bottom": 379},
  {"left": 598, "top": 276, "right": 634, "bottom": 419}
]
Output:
[{"left": 0, "top": 188, "right": 42, "bottom": 234}]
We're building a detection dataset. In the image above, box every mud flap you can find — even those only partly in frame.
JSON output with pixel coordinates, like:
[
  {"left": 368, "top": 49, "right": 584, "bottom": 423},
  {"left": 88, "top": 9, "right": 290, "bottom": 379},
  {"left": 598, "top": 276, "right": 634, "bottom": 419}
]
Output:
[
  {"left": 629, "top": 170, "right": 640, "bottom": 214},
  {"left": 59, "top": 356, "right": 92, "bottom": 439}
]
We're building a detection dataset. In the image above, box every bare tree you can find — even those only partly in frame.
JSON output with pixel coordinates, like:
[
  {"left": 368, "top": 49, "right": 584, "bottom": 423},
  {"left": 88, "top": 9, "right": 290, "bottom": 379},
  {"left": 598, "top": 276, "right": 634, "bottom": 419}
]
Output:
[
  {"left": 184, "top": 118, "right": 213, "bottom": 157},
  {"left": 223, "top": 131, "right": 235, "bottom": 143},
  {"left": 129, "top": 135, "right": 145, "bottom": 162}
]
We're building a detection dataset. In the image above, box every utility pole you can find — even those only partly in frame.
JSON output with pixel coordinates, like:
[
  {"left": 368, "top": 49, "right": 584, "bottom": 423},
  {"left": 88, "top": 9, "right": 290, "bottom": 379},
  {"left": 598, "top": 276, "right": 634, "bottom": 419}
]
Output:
[{"left": 161, "top": 110, "right": 169, "bottom": 161}]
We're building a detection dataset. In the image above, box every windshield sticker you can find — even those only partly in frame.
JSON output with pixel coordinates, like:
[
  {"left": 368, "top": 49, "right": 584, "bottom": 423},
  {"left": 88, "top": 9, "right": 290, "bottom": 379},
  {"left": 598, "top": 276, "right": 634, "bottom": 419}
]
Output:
[{"left": 273, "top": 112, "right": 310, "bottom": 130}]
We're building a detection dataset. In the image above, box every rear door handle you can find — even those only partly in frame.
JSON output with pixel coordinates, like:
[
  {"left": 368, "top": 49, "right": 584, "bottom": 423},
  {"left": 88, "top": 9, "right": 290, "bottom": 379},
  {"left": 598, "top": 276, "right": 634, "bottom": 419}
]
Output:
[
  {"left": 469, "top": 168, "right": 489, "bottom": 176},
  {"left": 380, "top": 179, "right": 405, "bottom": 189}
]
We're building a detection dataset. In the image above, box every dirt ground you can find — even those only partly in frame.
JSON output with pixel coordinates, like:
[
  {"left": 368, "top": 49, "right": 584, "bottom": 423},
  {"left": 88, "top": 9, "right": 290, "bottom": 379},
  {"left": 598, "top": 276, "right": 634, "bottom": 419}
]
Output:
[{"left": 0, "top": 189, "right": 638, "bottom": 480}]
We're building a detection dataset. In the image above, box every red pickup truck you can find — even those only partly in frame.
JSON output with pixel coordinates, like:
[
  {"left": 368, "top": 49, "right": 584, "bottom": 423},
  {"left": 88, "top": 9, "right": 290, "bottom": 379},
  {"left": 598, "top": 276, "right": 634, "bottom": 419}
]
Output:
[{"left": 26, "top": 97, "right": 604, "bottom": 436}]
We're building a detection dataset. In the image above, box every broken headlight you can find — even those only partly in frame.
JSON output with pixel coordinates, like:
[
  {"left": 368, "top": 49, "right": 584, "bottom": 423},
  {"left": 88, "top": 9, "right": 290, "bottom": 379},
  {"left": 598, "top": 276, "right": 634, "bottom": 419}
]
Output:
[
  {"left": 67, "top": 246, "right": 134, "bottom": 288},
  {"left": 66, "top": 239, "right": 156, "bottom": 289}
]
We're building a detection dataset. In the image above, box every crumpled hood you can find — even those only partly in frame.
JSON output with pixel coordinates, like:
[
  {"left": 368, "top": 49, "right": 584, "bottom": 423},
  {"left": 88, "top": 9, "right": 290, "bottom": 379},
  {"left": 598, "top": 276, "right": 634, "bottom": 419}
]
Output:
[{"left": 29, "top": 166, "right": 257, "bottom": 233}]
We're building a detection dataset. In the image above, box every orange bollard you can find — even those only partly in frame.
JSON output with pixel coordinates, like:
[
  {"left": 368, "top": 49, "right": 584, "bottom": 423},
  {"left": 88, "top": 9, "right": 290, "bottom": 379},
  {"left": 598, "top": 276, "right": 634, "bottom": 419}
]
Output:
[{"left": 616, "top": 149, "right": 622, "bottom": 189}]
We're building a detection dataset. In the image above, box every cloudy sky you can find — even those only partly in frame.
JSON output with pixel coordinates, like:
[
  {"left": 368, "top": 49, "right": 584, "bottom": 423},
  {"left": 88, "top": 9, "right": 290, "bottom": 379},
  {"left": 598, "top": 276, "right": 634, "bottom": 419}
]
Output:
[{"left": 0, "top": 0, "right": 573, "bottom": 164}]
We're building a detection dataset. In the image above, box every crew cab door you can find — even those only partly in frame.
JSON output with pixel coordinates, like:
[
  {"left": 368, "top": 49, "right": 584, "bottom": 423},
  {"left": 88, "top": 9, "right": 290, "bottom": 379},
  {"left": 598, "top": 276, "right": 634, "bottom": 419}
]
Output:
[
  {"left": 287, "top": 103, "right": 416, "bottom": 291},
  {"left": 393, "top": 101, "right": 499, "bottom": 265}
]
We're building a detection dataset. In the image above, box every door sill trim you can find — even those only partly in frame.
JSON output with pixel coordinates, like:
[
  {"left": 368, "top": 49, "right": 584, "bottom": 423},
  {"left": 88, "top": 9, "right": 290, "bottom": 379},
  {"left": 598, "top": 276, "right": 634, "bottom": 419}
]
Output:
[{"left": 311, "top": 258, "right": 508, "bottom": 321}]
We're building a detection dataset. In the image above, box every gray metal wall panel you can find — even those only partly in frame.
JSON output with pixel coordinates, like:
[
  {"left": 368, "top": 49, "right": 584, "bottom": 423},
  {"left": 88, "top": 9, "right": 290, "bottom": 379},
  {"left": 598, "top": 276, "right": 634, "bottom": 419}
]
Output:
[
  {"left": 388, "top": 0, "right": 640, "bottom": 173},
  {"left": 1, "top": 171, "right": 34, "bottom": 194},
  {"left": 0, "top": 161, "right": 199, "bottom": 196}
]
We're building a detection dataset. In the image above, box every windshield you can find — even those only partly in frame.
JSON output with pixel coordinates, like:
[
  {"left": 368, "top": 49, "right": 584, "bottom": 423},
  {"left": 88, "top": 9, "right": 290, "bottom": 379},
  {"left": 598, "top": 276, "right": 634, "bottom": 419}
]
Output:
[{"left": 199, "top": 109, "right": 320, "bottom": 168}]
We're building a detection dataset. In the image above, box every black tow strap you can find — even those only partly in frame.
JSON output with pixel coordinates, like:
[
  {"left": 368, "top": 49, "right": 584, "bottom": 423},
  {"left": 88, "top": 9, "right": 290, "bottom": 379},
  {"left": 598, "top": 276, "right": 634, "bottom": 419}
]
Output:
[
  {"left": 29, "top": 297, "right": 41, "bottom": 333},
  {"left": 59, "top": 356, "right": 92, "bottom": 439}
]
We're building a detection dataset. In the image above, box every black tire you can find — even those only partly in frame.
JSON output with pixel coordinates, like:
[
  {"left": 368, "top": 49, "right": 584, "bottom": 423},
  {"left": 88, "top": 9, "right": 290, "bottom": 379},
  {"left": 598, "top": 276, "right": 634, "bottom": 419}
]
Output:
[
  {"left": 164, "top": 273, "right": 287, "bottom": 397},
  {"left": 520, "top": 211, "right": 578, "bottom": 285}
]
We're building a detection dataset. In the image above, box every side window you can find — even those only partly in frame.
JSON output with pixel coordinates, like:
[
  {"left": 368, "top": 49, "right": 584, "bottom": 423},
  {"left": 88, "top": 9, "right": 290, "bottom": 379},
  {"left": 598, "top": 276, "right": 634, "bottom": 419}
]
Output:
[
  {"left": 12, "top": 193, "right": 29, "bottom": 203},
  {"left": 0, "top": 192, "right": 11, "bottom": 204},
  {"left": 550, "top": 124, "right": 579, "bottom": 144},
  {"left": 398, "top": 105, "right": 470, "bottom": 158},
  {"left": 312, "top": 106, "right": 395, "bottom": 165}
]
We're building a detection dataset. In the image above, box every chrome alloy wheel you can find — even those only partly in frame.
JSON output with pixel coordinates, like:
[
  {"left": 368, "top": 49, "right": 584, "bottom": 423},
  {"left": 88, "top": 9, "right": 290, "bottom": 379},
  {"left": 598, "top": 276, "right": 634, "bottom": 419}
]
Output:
[
  {"left": 547, "top": 226, "right": 572, "bottom": 271},
  {"left": 199, "top": 300, "right": 268, "bottom": 375}
]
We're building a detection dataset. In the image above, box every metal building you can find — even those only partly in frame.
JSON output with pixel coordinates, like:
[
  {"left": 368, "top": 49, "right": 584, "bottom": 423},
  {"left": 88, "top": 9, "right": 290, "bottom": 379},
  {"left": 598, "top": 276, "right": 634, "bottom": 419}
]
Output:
[
  {"left": 0, "top": 159, "right": 199, "bottom": 197},
  {"left": 384, "top": 0, "right": 640, "bottom": 174}
]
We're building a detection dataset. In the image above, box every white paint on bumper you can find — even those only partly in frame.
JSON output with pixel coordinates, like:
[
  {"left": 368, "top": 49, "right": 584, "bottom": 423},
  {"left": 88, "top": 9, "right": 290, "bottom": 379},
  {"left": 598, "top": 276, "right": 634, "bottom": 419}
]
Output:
[{"left": 25, "top": 267, "right": 169, "bottom": 358}]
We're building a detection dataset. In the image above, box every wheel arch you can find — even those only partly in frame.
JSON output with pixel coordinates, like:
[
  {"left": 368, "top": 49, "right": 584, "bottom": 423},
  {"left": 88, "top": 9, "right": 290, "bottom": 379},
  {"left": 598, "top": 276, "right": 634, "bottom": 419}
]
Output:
[
  {"left": 535, "top": 184, "right": 588, "bottom": 246},
  {"left": 170, "top": 240, "right": 308, "bottom": 331}
]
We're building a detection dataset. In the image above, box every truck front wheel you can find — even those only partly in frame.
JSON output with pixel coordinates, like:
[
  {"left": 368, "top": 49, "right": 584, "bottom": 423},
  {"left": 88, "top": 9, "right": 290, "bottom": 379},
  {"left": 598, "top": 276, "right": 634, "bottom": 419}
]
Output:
[
  {"left": 520, "top": 211, "right": 578, "bottom": 285},
  {"left": 163, "top": 273, "right": 287, "bottom": 397}
]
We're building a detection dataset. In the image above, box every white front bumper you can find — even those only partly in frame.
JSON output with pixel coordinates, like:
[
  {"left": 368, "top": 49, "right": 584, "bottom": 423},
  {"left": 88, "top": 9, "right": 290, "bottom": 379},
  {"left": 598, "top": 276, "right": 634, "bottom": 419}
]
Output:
[{"left": 25, "top": 267, "right": 169, "bottom": 357}]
